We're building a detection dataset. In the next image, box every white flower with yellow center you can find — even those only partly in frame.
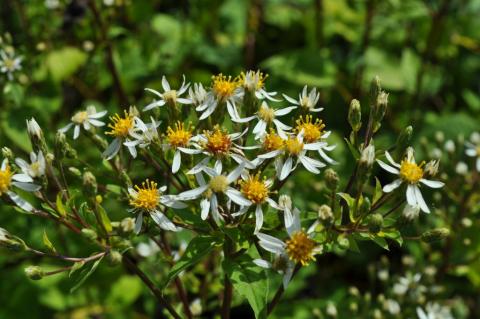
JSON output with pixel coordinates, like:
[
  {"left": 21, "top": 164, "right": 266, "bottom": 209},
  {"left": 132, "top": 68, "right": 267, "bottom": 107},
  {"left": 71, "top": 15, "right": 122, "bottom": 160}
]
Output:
[
  {"left": 283, "top": 85, "right": 323, "bottom": 112},
  {"left": 178, "top": 163, "right": 251, "bottom": 223},
  {"left": 123, "top": 117, "right": 160, "bottom": 154},
  {"left": 15, "top": 151, "right": 46, "bottom": 179},
  {"left": 232, "top": 101, "right": 295, "bottom": 139},
  {"left": 162, "top": 121, "right": 202, "bottom": 173},
  {"left": 0, "top": 159, "right": 40, "bottom": 212},
  {"left": 377, "top": 148, "right": 444, "bottom": 213},
  {"left": 188, "top": 83, "right": 208, "bottom": 108},
  {"left": 254, "top": 211, "right": 322, "bottom": 288},
  {"left": 238, "top": 70, "right": 279, "bottom": 101},
  {"left": 59, "top": 105, "right": 107, "bottom": 139},
  {"left": 258, "top": 133, "right": 326, "bottom": 180},
  {"left": 102, "top": 111, "right": 136, "bottom": 160},
  {"left": 128, "top": 179, "right": 186, "bottom": 234},
  {"left": 416, "top": 303, "right": 453, "bottom": 319},
  {"left": 233, "top": 174, "right": 280, "bottom": 234},
  {"left": 197, "top": 74, "right": 243, "bottom": 121},
  {"left": 465, "top": 140, "right": 480, "bottom": 172},
  {"left": 294, "top": 115, "right": 337, "bottom": 164},
  {"left": 143, "top": 75, "right": 191, "bottom": 111},
  {"left": 0, "top": 50, "right": 22, "bottom": 81}
]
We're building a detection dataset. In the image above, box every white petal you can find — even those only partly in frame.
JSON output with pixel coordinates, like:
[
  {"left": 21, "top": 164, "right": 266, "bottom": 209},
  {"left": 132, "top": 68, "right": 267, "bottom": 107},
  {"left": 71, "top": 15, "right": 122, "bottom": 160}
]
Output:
[
  {"left": 283, "top": 206, "right": 293, "bottom": 228},
  {"left": 12, "top": 173, "right": 33, "bottom": 183},
  {"left": 279, "top": 157, "right": 293, "bottom": 180},
  {"left": 172, "top": 150, "right": 181, "bottom": 173},
  {"left": 258, "top": 149, "right": 283, "bottom": 159},
  {"left": 161, "top": 76, "right": 171, "bottom": 91},
  {"left": 225, "top": 188, "right": 252, "bottom": 206},
  {"left": 286, "top": 208, "right": 301, "bottom": 236},
  {"left": 232, "top": 115, "right": 257, "bottom": 124},
  {"left": 102, "top": 138, "right": 122, "bottom": 160},
  {"left": 88, "top": 110, "right": 107, "bottom": 118},
  {"left": 58, "top": 123, "right": 73, "bottom": 133},
  {"left": 151, "top": 210, "right": 178, "bottom": 232},
  {"left": 200, "top": 198, "right": 210, "bottom": 220},
  {"left": 254, "top": 205, "right": 264, "bottom": 234},
  {"left": 282, "top": 263, "right": 295, "bottom": 289},
  {"left": 253, "top": 259, "right": 272, "bottom": 269},
  {"left": 414, "top": 186, "right": 430, "bottom": 213},
  {"left": 477, "top": 158, "right": 480, "bottom": 172},
  {"left": 178, "top": 147, "right": 202, "bottom": 154},
  {"left": 7, "top": 191, "right": 33, "bottom": 212},
  {"left": 465, "top": 148, "right": 476, "bottom": 157},
  {"left": 406, "top": 184, "right": 417, "bottom": 206},
  {"left": 178, "top": 185, "right": 209, "bottom": 199},
  {"left": 377, "top": 160, "right": 400, "bottom": 174},
  {"left": 385, "top": 151, "right": 400, "bottom": 168},
  {"left": 88, "top": 119, "right": 105, "bottom": 127},
  {"left": 383, "top": 179, "right": 403, "bottom": 193},
  {"left": 73, "top": 125, "right": 81, "bottom": 139},
  {"left": 227, "top": 163, "right": 245, "bottom": 183},
  {"left": 420, "top": 179, "right": 444, "bottom": 188},
  {"left": 12, "top": 182, "right": 41, "bottom": 192},
  {"left": 282, "top": 94, "right": 299, "bottom": 105},
  {"left": 134, "top": 213, "right": 143, "bottom": 234},
  {"left": 257, "top": 233, "right": 285, "bottom": 254},
  {"left": 160, "top": 195, "right": 187, "bottom": 209},
  {"left": 274, "top": 106, "right": 296, "bottom": 116}
]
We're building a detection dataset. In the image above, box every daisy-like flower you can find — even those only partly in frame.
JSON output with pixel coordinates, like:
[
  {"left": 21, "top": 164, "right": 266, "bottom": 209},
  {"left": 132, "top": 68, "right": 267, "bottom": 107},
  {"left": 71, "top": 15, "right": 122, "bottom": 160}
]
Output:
[
  {"left": 258, "top": 133, "right": 326, "bottom": 180},
  {"left": 102, "top": 110, "right": 136, "bottom": 160},
  {"left": 416, "top": 303, "right": 453, "bottom": 319},
  {"left": 197, "top": 74, "right": 243, "bottom": 120},
  {"left": 15, "top": 151, "right": 46, "bottom": 179},
  {"left": 163, "top": 121, "right": 202, "bottom": 173},
  {"left": 0, "top": 159, "right": 40, "bottom": 212},
  {"left": 254, "top": 211, "right": 322, "bottom": 288},
  {"left": 238, "top": 70, "right": 279, "bottom": 101},
  {"left": 128, "top": 179, "right": 186, "bottom": 234},
  {"left": 178, "top": 163, "right": 251, "bottom": 223},
  {"left": 465, "top": 140, "right": 480, "bottom": 171},
  {"left": 143, "top": 75, "right": 191, "bottom": 111},
  {"left": 188, "top": 83, "right": 208, "bottom": 108},
  {"left": 234, "top": 173, "right": 280, "bottom": 233},
  {"left": 294, "top": 115, "right": 336, "bottom": 164},
  {"left": 0, "top": 50, "right": 22, "bottom": 80},
  {"left": 283, "top": 85, "right": 323, "bottom": 112},
  {"left": 59, "top": 106, "right": 107, "bottom": 139},
  {"left": 123, "top": 117, "right": 160, "bottom": 154},
  {"left": 377, "top": 148, "right": 444, "bottom": 213},
  {"left": 232, "top": 101, "right": 295, "bottom": 139}
]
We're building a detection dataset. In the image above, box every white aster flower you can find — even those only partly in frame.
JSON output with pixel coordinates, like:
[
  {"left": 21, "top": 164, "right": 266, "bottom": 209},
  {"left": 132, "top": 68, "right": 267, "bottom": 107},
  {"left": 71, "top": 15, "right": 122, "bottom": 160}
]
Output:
[
  {"left": 294, "top": 115, "right": 336, "bottom": 164},
  {"left": 59, "top": 105, "right": 107, "bottom": 139},
  {"left": 178, "top": 163, "right": 251, "bottom": 223},
  {"left": 144, "top": 75, "right": 191, "bottom": 111},
  {"left": 238, "top": 70, "right": 279, "bottom": 101},
  {"left": 417, "top": 303, "right": 453, "bottom": 319},
  {"left": 465, "top": 141, "right": 480, "bottom": 171},
  {"left": 0, "top": 159, "right": 40, "bottom": 212},
  {"left": 377, "top": 148, "right": 444, "bottom": 213},
  {"left": 283, "top": 85, "right": 323, "bottom": 112},
  {"left": 128, "top": 179, "right": 186, "bottom": 234},
  {"left": 102, "top": 111, "right": 137, "bottom": 160},
  {"left": 162, "top": 121, "right": 202, "bottom": 173},
  {"left": 26, "top": 118, "right": 43, "bottom": 140},
  {"left": 393, "top": 272, "right": 421, "bottom": 296},
  {"left": 233, "top": 101, "right": 295, "bottom": 139},
  {"left": 15, "top": 151, "right": 46, "bottom": 179},
  {"left": 254, "top": 210, "right": 321, "bottom": 288},
  {"left": 188, "top": 83, "right": 208, "bottom": 108},
  {"left": 0, "top": 50, "right": 22, "bottom": 80},
  {"left": 123, "top": 116, "right": 160, "bottom": 154}
]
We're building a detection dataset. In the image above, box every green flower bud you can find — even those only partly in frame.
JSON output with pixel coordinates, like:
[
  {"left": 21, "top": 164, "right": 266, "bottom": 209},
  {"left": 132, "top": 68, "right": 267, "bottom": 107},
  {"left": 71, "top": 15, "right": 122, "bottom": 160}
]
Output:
[
  {"left": 120, "top": 217, "right": 135, "bottom": 233},
  {"left": 369, "top": 76, "right": 381, "bottom": 104},
  {"left": 318, "top": 204, "right": 334, "bottom": 227},
  {"left": 83, "top": 171, "right": 97, "bottom": 197},
  {"left": 396, "top": 126, "right": 413, "bottom": 154},
  {"left": 324, "top": 168, "right": 339, "bottom": 191},
  {"left": 25, "top": 266, "right": 44, "bottom": 280},
  {"left": 359, "top": 144, "right": 375, "bottom": 169},
  {"left": 1, "top": 147, "right": 13, "bottom": 162},
  {"left": 108, "top": 250, "right": 123, "bottom": 266},
  {"left": 368, "top": 213, "right": 383, "bottom": 233},
  {"left": 421, "top": 228, "right": 450, "bottom": 242},
  {"left": 68, "top": 167, "right": 82, "bottom": 177},
  {"left": 373, "top": 91, "right": 388, "bottom": 132},
  {"left": 81, "top": 228, "right": 98, "bottom": 241},
  {"left": 348, "top": 99, "right": 362, "bottom": 132},
  {"left": 337, "top": 235, "right": 350, "bottom": 249}
]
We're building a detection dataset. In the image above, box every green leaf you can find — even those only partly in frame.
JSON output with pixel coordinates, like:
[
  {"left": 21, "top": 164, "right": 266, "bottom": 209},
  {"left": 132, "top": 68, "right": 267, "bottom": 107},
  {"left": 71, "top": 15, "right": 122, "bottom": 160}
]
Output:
[
  {"left": 96, "top": 205, "right": 112, "bottom": 233},
  {"left": 337, "top": 192, "right": 356, "bottom": 222},
  {"left": 42, "top": 229, "right": 57, "bottom": 254},
  {"left": 107, "top": 276, "right": 143, "bottom": 307},
  {"left": 163, "top": 236, "right": 218, "bottom": 288},
  {"left": 373, "top": 177, "right": 383, "bottom": 204},
  {"left": 70, "top": 256, "right": 103, "bottom": 293},
  {"left": 223, "top": 256, "right": 269, "bottom": 319},
  {"left": 69, "top": 261, "right": 85, "bottom": 277},
  {"left": 45, "top": 47, "right": 87, "bottom": 82},
  {"left": 56, "top": 192, "right": 68, "bottom": 217},
  {"left": 383, "top": 230, "right": 403, "bottom": 247},
  {"left": 344, "top": 137, "right": 360, "bottom": 159},
  {"left": 371, "top": 235, "right": 389, "bottom": 251}
]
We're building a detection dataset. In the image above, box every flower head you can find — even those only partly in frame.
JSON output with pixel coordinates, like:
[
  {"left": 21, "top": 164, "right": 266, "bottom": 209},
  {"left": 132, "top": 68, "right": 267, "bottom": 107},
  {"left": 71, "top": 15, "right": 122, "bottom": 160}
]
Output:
[
  {"left": 262, "top": 130, "right": 284, "bottom": 152},
  {"left": 212, "top": 74, "right": 239, "bottom": 101},
  {"left": 285, "top": 136, "right": 304, "bottom": 156},
  {"left": 59, "top": 106, "right": 107, "bottom": 139},
  {"left": 166, "top": 122, "right": 193, "bottom": 149},
  {"left": 106, "top": 111, "right": 134, "bottom": 138},
  {"left": 240, "top": 174, "right": 269, "bottom": 204},
  {"left": 0, "top": 50, "right": 22, "bottom": 80},
  {"left": 285, "top": 231, "right": 316, "bottom": 266},
  {"left": 283, "top": 85, "right": 323, "bottom": 112},
  {"left": 295, "top": 115, "right": 325, "bottom": 143},
  {"left": 0, "top": 162, "right": 13, "bottom": 195},
  {"left": 202, "top": 126, "right": 232, "bottom": 156},
  {"left": 129, "top": 180, "right": 160, "bottom": 211},
  {"left": 144, "top": 75, "right": 191, "bottom": 111}
]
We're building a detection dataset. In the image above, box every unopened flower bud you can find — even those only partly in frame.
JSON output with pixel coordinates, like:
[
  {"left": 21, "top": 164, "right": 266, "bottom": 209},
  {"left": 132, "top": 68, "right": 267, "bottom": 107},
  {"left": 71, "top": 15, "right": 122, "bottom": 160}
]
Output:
[
  {"left": 83, "top": 171, "right": 97, "bottom": 197},
  {"left": 55, "top": 132, "right": 77, "bottom": 160},
  {"left": 369, "top": 76, "right": 381, "bottom": 104},
  {"left": 190, "top": 298, "right": 203, "bottom": 316},
  {"left": 402, "top": 204, "right": 420, "bottom": 221},
  {"left": 326, "top": 302, "right": 338, "bottom": 317},
  {"left": 95, "top": 195, "right": 103, "bottom": 204},
  {"left": 108, "top": 250, "right": 123, "bottom": 266},
  {"left": 373, "top": 91, "right": 388, "bottom": 132},
  {"left": 1, "top": 147, "right": 13, "bottom": 162},
  {"left": 129, "top": 106, "right": 139, "bottom": 117},
  {"left": 120, "top": 217, "right": 135, "bottom": 233},
  {"left": 424, "top": 160, "right": 439, "bottom": 177},
  {"left": 359, "top": 144, "right": 375, "bottom": 168},
  {"left": 421, "top": 228, "right": 450, "bottom": 242},
  {"left": 318, "top": 204, "right": 334, "bottom": 227},
  {"left": 444, "top": 140, "right": 455, "bottom": 153},
  {"left": 348, "top": 99, "right": 362, "bottom": 132},
  {"left": 26, "top": 118, "right": 43, "bottom": 140},
  {"left": 395, "top": 126, "right": 412, "bottom": 156},
  {"left": 324, "top": 168, "right": 339, "bottom": 190},
  {"left": 25, "top": 266, "right": 44, "bottom": 280},
  {"left": 81, "top": 228, "right": 98, "bottom": 241},
  {"left": 68, "top": 167, "right": 82, "bottom": 177},
  {"left": 368, "top": 213, "right": 383, "bottom": 233}
]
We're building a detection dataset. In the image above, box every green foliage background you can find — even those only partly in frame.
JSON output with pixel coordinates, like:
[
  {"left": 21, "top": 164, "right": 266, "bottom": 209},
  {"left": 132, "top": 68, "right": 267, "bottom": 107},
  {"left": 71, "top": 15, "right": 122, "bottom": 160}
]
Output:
[{"left": 0, "top": 0, "right": 479, "bottom": 318}]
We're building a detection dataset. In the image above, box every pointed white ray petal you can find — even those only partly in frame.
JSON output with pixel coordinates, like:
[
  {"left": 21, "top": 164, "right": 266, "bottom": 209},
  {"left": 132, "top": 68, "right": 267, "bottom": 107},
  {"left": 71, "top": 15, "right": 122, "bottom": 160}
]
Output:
[
  {"left": 161, "top": 76, "right": 170, "bottom": 91},
  {"left": 282, "top": 264, "right": 295, "bottom": 289},
  {"left": 385, "top": 151, "right": 401, "bottom": 168},
  {"left": 257, "top": 233, "right": 285, "bottom": 254},
  {"left": 225, "top": 188, "right": 252, "bottom": 206},
  {"left": 12, "top": 173, "right": 33, "bottom": 183},
  {"left": 73, "top": 125, "right": 80, "bottom": 139},
  {"left": 227, "top": 163, "right": 245, "bottom": 183},
  {"left": 58, "top": 123, "right": 73, "bottom": 133},
  {"left": 383, "top": 179, "right": 403, "bottom": 193},
  {"left": 200, "top": 198, "right": 210, "bottom": 220},
  {"left": 413, "top": 185, "right": 429, "bottom": 213},
  {"left": 7, "top": 191, "right": 34, "bottom": 212},
  {"left": 406, "top": 184, "right": 417, "bottom": 206},
  {"left": 420, "top": 179, "right": 444, "bottom": 188},
  {"left": 274, "top": 106, "right": 297, "bottom": 116},
  {"left": 253, "top": 259, "right": 272, "bottom": 269},
  {"left": 279, "top": 157, "right": 293, "bottom": 180},
  {"left": 103, "top": 138, "right": 122, "bottom": 160},
  {"left": 282, "top": 94, "right": 299, "bottom": 105},
  {"left": 151, "top": 210, "right": 178, "bottom": 232},
  {"left": 12, "top": 182, "right": 41, "bottom": 192},
  {"left": 377, "top": 160, "right": 400, "bottom": 174},
  {"left": 178, "top": 185, "right": 209, "bottom": 199},
  {"left": 254, "top": 205, "right": 264, "bottom": 234},
  {"left": 134, "top": 213, "right": 143, "bottom": 234},
  {"left": 172, "top": 150, "right": 181, "bottom": 173}
]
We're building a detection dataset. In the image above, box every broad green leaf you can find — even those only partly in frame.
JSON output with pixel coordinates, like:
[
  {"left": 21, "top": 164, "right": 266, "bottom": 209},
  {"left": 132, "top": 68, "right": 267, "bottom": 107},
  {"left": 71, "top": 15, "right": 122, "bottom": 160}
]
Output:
[
  {"left": 42, "top": 229, "right": 57, "bottom": 254},
  {"left": 56, "top": 192, "right": 68, "bottom": 217},
  {"left": 337, "top": 192, "right": 356, "bottom": 222},
  {"left": 163, "top": 236, "right": 218, "bottom": 288},
  {"left": 383, "top": 230, "right": 403, "bottom": 247},
  {"left": 70, "top": 256, "right": 103, "bottom": 293},
  {"left": 45, "top": 47, "right": 87, "bottom": 82},
  {"left": 223, "top": 256, "right": 269, "bottom": 319},
  {"left": 96, "top": 205, "right": 112, "bottom": 233}
]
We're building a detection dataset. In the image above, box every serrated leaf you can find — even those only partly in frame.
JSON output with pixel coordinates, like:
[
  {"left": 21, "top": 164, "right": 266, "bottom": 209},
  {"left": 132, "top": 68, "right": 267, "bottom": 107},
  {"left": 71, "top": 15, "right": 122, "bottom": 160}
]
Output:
[
  {"left": 69, "top": 261, "right": 85, "bottom": 277},
  {"left": 96, "top": 205, "right": 112, "bottom": 233},
  {"left": 42, "top": 229, "right": 57, "bottom": 254},
  {"left": 70, "top": 256, "right": 103, "bottom": 293},
  {"left": 223, "top": 256, "right": 269, "bottom": 319},
  {"left": 56, "top": 192, "right": 68, "bottom": 217},
  {"left": 163, "top": 236, "right": 217, "bottom": 288}
]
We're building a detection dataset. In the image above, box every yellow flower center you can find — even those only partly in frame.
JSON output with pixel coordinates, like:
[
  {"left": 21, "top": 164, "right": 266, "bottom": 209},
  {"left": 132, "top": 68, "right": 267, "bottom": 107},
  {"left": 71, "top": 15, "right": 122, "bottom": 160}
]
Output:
[
  {"left": 106, "top": 111, "right": 134, "bottom": 138},
  {"left": 0, "top": 164, "right": 13, "bottom": 195},
  {"left": 295, "top": 115, "right": 325, "bottom": 143},
  {"left": 300, "top": 96, "right": 310, "bottom": 108},
  {"left": 30, "top": 162, "right": 41, "bottom": 177},
  {"left": 203, "top": 126, "right": 232, "bottom": 155},
  {"left": 239, "top": 70, "right": 268, "bottom": 91},
  {"left": 285, "top": 231, "right": 316, "bottom": 266},
  {"left": 399, "top": 161, "right": 424, "bottom": 183},
  {"left": 285, "top": 137, "right": 304, "bottom": 156},
  {"left": 209, "top": 175, "right": 229, "bottom": 193},
  {"left": 257, "top": 104, "right": 275, "bottom": 123},
  {"left": 212, "top": 74, "right": 239, "bottom": 100},
  {"left": 263, "top": 130, "right": 284, "bottom": 152},
  {"left": 166, "top": 122, "right": 192, "bottom": 148},
  {"left": 163, "top": 90, "right": 177, "bottom": 103},
  {"left": 71, "top": 111, "right": 89, "bottom": 124},
  {"left": 129, "top": 180, "right": 160, "bottom": 211},
  {"left": 3, "top": 58, "right": 15, "bottom": 70},
  {"left": 240, "top": 174, "right": 269, "bottom": 204}
]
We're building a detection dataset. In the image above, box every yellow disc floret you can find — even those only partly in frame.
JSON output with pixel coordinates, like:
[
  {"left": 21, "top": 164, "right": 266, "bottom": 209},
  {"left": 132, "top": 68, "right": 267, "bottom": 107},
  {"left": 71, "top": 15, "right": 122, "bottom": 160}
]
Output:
[
  {"left": 295, "top": 115, "right": 325, "bottom": 143},
  {"left": 0, "top": 164, "right": 13, "bottom": 195},
  {"left": 71, "top": 111, "right": 89, "bottom": 124},
  {"left": 209, "top": 175, "right": 229, "bottom": 193},
  {"left": 129, "top": 180, "right": 160, "bottom": 211},
  {"left": 399, "top": 160, "right": 424, "bottom": 184},
  {"left": 285, "top": 231, "right": 316, "bottom": 266},
  {"left": 166, "top": 122, "right": 192, "bottom": 148},
  {"left": 285, "top": 137, "right": 304, "bottom": 156},
  {"left": 212, "top": 74, "right": 239, "bottom": 100},
  {"left": 106, "top": 111, "right": 134, "bottom": 138},
  {"left": 257, "top": 103, "right": 275, "bottom": 123},
  {"left": 263, "top": 130, "right": 284, "bottom": 152},
  {"left": 203, "top": 126, "right": 232, "bottom": 156},
  {"left": 240, "top": 174, "right": 269, "bottom": 204}
]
